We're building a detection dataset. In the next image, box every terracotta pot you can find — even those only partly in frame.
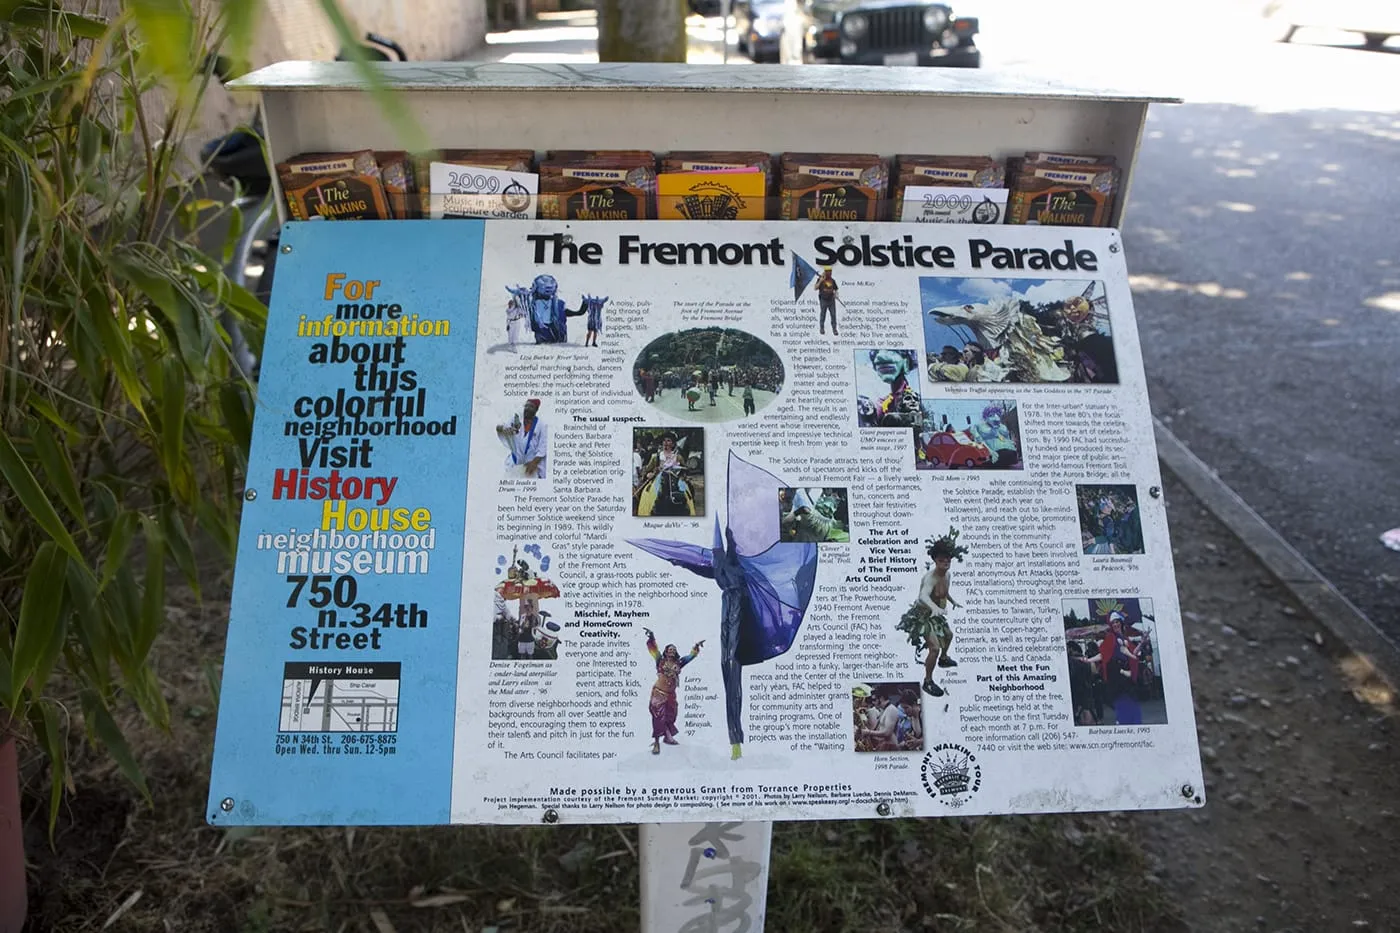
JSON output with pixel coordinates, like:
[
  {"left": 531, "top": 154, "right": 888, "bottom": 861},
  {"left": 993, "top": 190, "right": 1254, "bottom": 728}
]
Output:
[{"left": 0, "top": 739, "right": 26, "bottom": 932}]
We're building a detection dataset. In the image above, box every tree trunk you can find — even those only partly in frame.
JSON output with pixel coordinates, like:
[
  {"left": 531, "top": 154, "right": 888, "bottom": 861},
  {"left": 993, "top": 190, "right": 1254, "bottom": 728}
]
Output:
[
  {"left": 597, "top": 0, "right": 688, "bottom": 62},
  {"left": 0, "top": 739, "right": 25, "bottom": 932}
]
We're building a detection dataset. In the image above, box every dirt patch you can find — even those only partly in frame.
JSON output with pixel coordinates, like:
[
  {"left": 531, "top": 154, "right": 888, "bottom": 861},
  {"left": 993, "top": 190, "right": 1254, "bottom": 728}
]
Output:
[{"left": 1129, "top": 473, "right": 1400, "bottom": 932}]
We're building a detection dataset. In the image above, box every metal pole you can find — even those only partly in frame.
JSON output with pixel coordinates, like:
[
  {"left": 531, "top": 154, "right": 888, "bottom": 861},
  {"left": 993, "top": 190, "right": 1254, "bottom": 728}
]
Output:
[{"left": 640, "top": 821, "right": 773, "bottom": 932}]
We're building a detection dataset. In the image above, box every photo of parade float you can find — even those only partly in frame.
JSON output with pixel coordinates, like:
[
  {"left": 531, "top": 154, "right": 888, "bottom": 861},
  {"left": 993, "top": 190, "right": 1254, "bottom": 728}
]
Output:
[
  {"left": 491, "top": 544, "right": 564, "bottom": 661},
  {"left": 917, "top": 399, "right": 1023, "bottom": 470},
  {"left": 632, "top": 328, "right": 785, "bottom": 424},
  {"left": 778, "top": 487, "right": 850, "bottom": 543},
  {"left": 632, "top": 427, "right": 706, "bottom": 517},
  {"left": 1076, "top": 484, "right": 1145, "bottom": 555},
  {"left": 921, "top": 277, "right": 1118, "bottom": 384},
  {"left": 1062, "top": 597, "right": 1167, "bottom": 727},
  {"left": 852, "top": 683, "right": 924, "bottom": 752}
]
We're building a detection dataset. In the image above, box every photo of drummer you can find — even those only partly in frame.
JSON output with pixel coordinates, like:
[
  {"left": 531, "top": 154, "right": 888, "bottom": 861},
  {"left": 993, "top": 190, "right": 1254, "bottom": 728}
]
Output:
[
  {"left": 632, "top": 427, "right": 706, "bottom": 517},
  {"left": 852, "top": 683, "right": 923, "bottom": 752}
]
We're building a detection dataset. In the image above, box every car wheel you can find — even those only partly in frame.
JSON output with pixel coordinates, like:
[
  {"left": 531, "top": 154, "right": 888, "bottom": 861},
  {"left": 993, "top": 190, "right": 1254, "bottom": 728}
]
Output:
[
  {"left": 1363, "top": 32, "right": 1389, "bottom": 50},
  {"left": 965, "top": 458, "right": 977, "bottom": 468}
]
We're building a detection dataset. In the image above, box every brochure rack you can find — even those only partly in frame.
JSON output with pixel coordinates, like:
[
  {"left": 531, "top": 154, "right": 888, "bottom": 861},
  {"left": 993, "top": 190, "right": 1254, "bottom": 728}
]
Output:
[{"left": 224, "top": 61, "right": 1181, "bottom": 933}]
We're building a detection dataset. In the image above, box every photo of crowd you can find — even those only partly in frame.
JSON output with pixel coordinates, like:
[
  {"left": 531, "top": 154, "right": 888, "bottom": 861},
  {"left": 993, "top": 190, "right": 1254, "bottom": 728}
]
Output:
[
  {"left": 921, "top": 277, "right": 1118, "bottom": 384},
  {"left": 1076, "top": 484, "right": 1145, "bottom": 555},
  {"left": 918, "top": 399, "right": 1023, "bottom": 470},
  {"left": 632, "top": 328, "right": 785, "bottom": 424},
  {"left": 855, "top": 348, "right": 925, "bottom": 433},
  {"left": 491, "top": 544, "right": 564, "bottom": 661},
  {"left": 1063, "top": 598, "right": 1166, "bottom": 726},
  {"left": 778, "top": 487, "right": 850, "bottom": 543},
  {"left": 852, "top": 683, "right": 924, "bottom": 752},
  {"left": 632, "top": 427, "right": 706, "bottom": 517}
]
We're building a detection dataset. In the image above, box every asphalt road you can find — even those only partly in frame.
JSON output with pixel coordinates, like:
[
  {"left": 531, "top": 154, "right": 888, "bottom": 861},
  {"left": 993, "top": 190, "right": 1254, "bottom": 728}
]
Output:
[{"left": 646, "top": 386, "right": 779, "bottom": 422}]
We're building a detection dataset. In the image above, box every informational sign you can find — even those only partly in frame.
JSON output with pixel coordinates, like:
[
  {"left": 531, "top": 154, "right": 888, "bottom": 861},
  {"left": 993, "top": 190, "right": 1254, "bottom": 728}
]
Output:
[{"left": 208, "top": 220, "right": 1204, "bottom": 826}]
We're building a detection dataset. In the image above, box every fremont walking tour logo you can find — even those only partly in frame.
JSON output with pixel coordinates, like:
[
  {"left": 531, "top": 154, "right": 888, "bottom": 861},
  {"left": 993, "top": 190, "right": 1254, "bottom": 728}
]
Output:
[{"left": 921, "top": 743, "right": 982, "bottom": 808}]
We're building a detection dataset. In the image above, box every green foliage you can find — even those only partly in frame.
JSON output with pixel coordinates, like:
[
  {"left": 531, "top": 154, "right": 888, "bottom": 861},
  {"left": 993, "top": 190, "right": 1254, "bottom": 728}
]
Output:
[{"left": 0, "top": 1, "right": 264, "bottom": 832}]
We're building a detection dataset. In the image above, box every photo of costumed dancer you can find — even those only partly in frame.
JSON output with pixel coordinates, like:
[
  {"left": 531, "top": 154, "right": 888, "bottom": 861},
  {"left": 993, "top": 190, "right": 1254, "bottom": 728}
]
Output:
[
  {"left": 1063, "top": 597, "right": 1166, "bottom": 726},
  {"left": 633, "top": 427, "right": 705, "bottom": 517},
  {"left": 505, "top": 275, "right": 589, "bottom": 345},
  {"left": 778, "top": 487, "right": 850, "bottom": 543},
  {"left": 629, "top": 452, "right": 819, "bottom": 760},
  {"left": 643, "top": 628, "right": 704, "bottom": 754},
  {"left": 496, "top": 398, "right": 548, "bottom": 479},
  {"left": 491, "top": 545, "right": 564, "bottom": 661},
  {"left": 1075, "top": 484, "right": 1144, "bottom": 555},
  {"left": 896, "top": 527, "right": 969, "bottom": 698}
]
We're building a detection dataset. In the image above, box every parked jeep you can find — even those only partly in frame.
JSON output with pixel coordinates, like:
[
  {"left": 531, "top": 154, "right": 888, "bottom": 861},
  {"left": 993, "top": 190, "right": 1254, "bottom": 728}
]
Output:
[{"left": 780, "top": 0, "right": 980, "bottom": 67}]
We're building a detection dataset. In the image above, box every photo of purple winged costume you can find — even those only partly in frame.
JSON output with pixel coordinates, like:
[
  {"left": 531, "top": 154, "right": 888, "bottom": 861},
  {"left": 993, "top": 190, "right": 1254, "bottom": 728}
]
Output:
[{"left": 629, "top": 452, "right": 818, "bottom": 756}]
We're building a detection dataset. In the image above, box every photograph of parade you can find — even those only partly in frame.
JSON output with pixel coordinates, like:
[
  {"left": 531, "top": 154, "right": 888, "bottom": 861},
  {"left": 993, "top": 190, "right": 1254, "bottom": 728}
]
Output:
[
  {"left": 502, "top": 274, "right": 607, "bottom": 347},
  {"left": 778, "top": 487, "right": 850, "bottom": 543},
  {"left": 632, "top": 427, "right": 706, "bottom": 517},
  {"left": 1062, "top": 597, "right": 1167, "bottom": 726},
  {"left": 917, "top": 399, "right": 1023, "bottom": 471},
  {"left": 855, "top": 348, "right": 925, "bottom": 431},
  {"left": 632, "top": 327, "right": 784, "bottom": 424},
  {"left": 491, "top": 544, "right": 564, "bottom": 661},
  {"left": 1076, "top": 484, "right": 1145, "bottom": 555},
  {"left": 495, "top": 398, "right": 549, "bottom": 479},
  {"left": 852, "top": 683, "right": 924, "bottom": 752},
  {"left": 921, "top": 277, "right": 1118, "bottom": 384}
]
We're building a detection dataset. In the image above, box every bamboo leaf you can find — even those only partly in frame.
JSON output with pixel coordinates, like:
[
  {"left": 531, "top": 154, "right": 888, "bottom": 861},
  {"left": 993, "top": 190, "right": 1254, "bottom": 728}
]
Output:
[
  {"left": 160, "top": 503, "right": 198, "bottom": 596},
  {"left": 0, "top": 431, "right": 82, "bottom": 561},
  {"left": 67, "top": 558, "right": 112, "bottom": 693},
  {"left": 100, "top": 511, "right": 139, "bottom": 591},
  {"left": 218, "top": 0, "right": 262, "bottom": 75},
  {"left": 31, "top": 423, "right": 87, "bottom": 532},
  {"left": 109, "top": 251, "right": 207, "bottom": 378},
  {"left": 82, "top": 690, "right": 151, "bottom": 802},
  {"left": 158, "top": 356, "right": 187, "bottom": 495},
  {"left": 218, "top": 383, "right": 252, "bottom": 454},
  {"left": 26, "top": 396, "right": 80, "bottom": 442},
  {"left": 5, "top": 4, "right": 109, "bottom": 39},
  {"left": 12, "top": 542, "right": 68, "bottom": 709},
  {"left": 127, "top": 0, "right": 194, "bottom": 81},
  {"left": 136, "top": 515, "right": 165, "bottom": 661},
  {"left": 29, "top": 703, "right": 69, "bottom": 839}
]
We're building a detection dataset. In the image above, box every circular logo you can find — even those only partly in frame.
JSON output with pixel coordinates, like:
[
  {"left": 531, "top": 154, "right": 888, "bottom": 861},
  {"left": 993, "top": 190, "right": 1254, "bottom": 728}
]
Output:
[
  {"left": 920, "top": 743, "right": 982, "bottom": 808},
  {"left": 501, "top": 179, "right": 531, "bottom": 214},
  {"left": 971, "top": 197, "right": 1001, "bottom": 224}
]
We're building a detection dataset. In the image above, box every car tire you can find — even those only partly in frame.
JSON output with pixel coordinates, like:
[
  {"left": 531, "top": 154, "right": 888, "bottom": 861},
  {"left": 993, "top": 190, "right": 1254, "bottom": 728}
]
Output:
[
  {"left": 965, "top": 458, "right": 977, "bottom": 468},
  {"left": 1363, "top": 32, "right": 1389, "bottom": 49}
]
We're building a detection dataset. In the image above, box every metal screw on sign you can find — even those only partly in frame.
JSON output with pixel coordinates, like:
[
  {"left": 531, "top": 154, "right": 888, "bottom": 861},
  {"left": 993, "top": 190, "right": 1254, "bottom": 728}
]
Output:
[
  {"left": 244, "top": 488, "right": 257, "bottom": 501},
  {"left": 876, "top": 801, "right": 892, "bottom": 817},
  {"left": 542, "top": 809, "right": 559, "bottom": 824},
  {"left": 1109, "top": 243, "right": 1120, "bottom": 253},
  {"left": 843, "top": 235, "right": 855, "bottom": 246},
  {"left": 220, "top": 797, "right": 235, "bottom": 812},
  {"left": 280, "top": 243, "right": 292, "bottom": 254},
  {"left": 1179, "top": 784, "right": 1194, "bottom": 799},
  {"left": 561, "top": 234, "right": 574, "bottom": 246},
  {"left": 1149, "top": 486, "right": 1162, "bottom": 499}
]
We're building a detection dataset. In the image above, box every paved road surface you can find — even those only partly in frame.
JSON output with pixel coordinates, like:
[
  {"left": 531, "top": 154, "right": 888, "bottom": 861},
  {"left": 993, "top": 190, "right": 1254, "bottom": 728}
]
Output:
[{"left": 645, "top": 387, "right": 779, "bottom": 422}]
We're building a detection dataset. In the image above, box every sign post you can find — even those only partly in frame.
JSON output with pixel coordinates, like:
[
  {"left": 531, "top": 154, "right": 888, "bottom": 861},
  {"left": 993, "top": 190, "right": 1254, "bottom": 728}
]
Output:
[{"left": 641, "top": 822, "right": 773, "bottom": 931}]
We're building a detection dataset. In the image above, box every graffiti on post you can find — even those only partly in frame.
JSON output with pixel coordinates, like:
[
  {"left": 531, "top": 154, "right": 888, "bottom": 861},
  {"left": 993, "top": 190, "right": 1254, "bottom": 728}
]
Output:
[{"left": 678, "top": 822, "right": 761, "bottom": 933}]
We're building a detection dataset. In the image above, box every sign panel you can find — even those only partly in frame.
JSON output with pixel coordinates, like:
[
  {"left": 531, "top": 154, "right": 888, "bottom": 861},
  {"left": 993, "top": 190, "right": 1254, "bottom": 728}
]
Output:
[{"left": 208, "top": 220, "right": 1204, "bottom": 826}]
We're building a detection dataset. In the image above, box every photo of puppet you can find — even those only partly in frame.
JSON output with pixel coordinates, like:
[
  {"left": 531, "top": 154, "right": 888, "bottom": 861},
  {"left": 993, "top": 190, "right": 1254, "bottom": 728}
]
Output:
[
  {"left": 496, "top": 398, "right": 548, "bottom": 479},
  {"left": 852, "top": 683, "right": 923, "bottom": 752},
  {"left": 1063, "top": 597, "right": 1166, "bottom": 726},
  {"left": 1075, "top": 484, "right": 1144, "bottom": 555},
  {"left": 895, "top": 527, "right": 968, "bottom": 699},
  {"left": 921, "top": 278, "right": 1117, "bottom": 384},
  {"left": 918, "top": 399, "right": 1023, "bottom": 470},
  {"left": 643, "top": 627, "right": 704, "bottom": 755},
  {"left": 633, "top": 427, "right": 706, "bottom": 517},
  {"left": 633, "top": 328, "right": 785, "bottom": 424},
  {"left": 505, "top": 274, "right": 589, "bottom": 344},
  {"left": 629, "top": 452, "right": 819, "bottom": 761},
  {"left": 491, "top": 545, "right": 563, "bottom": 661},
  {"left": 778, "top": 487, "right": 850, "bottom": 543},
  {"left": 855, "top": 349, "right": 925, "bottom": 433}
]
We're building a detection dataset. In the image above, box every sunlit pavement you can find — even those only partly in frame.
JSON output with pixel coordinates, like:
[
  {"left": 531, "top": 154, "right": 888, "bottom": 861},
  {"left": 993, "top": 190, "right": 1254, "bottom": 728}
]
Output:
[{"left": 467, "top": 3, "right": 1400, "bottom": 640}]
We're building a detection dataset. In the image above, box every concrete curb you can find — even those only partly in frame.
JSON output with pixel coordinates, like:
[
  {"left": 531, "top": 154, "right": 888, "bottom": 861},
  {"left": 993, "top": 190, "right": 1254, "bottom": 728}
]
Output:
[{"left": 1154, "top": 418, "right": 1400, "bottom": 690}]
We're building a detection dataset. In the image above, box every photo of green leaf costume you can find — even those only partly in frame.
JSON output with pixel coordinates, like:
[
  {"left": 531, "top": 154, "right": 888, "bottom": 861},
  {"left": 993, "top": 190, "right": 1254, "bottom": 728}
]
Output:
[{"left": 895, "top": 526, "right": 969, "bottom": 698}]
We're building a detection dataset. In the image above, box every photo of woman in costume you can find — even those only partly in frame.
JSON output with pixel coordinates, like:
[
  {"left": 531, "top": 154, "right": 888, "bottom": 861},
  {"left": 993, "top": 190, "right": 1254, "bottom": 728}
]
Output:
[
  {"left": 633, "top": 427, "right": 705, "bottom": 517},
  {"left": 1062, "top": 597, "right": 1167, "bottom": 726},
  {"left": 896, "top": 527, "right": 969, "bottom": 698},
  {"left": 644, "top": 627, "right": 703, "bottom": 755}
]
